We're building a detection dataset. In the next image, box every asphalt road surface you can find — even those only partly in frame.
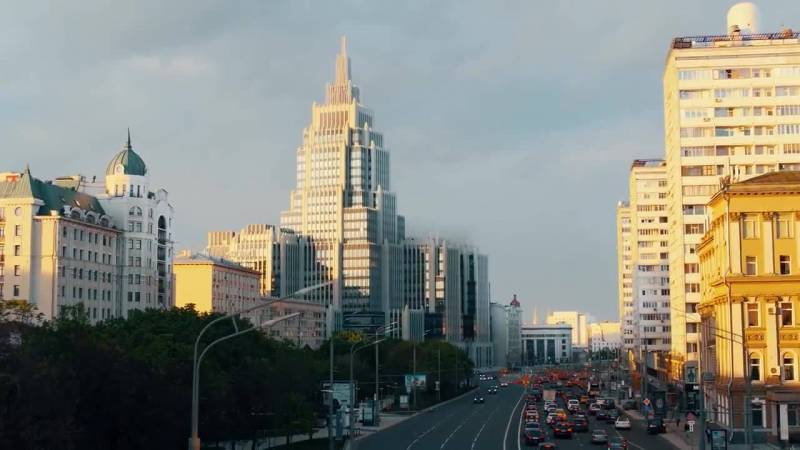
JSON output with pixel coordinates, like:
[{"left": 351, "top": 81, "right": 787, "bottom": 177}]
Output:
[{"left": 358, "top": 376, "right": 678, "bottom": 450}]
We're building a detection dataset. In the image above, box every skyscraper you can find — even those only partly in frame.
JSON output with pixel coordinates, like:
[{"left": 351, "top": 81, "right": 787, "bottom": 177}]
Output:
[
  {"left": 663, "top": 3, "right": 800, "bottom": 402},
  {"left": 616, "top": 201, "right": 634, "bottom": 356},
  {"left": 279, "top": 37, "right": 406, "bottom": 331}
]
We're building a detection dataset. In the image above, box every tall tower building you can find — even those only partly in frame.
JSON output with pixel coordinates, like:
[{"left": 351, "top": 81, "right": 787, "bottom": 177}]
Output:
[
  {"left": 627, "top": 160, "right": 671, "bottom": 380},
  {"left": 280, "top": 37, "right": 405, "bottom": 328},
  {"left": 616, "top": 201, "right": 634, "bottom": 358},
  {"left": 663, "top": 3, "right": 800, "bottom": 397}
]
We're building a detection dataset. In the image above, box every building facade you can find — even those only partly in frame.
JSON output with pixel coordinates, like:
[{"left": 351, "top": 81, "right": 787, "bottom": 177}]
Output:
[
  {"left": 663, "top": 4, "right": 800, "bottom": 395},
  {"left": 521, "top": 324, "right": 573, "bottom": 365},
  {"left": 173, "top": 252, "right": 261, "bottom": 317},
  {"left": 588, "top": 321, "right": 622, "bottom": 353},
  {"left": 698, "top": 171, "right": 800, "bottom": 444},
  {"left": 626, "top": 160, "right": 672, "bottom": 380},
  {"left": 0, "top": 135, "right": 174, "bottom": 323},
  {"left": 490, "top": 295, "right": 523, "bottom": 368},
  {"left": 545, "top": 311, "right": 588, "bottom": 348},
  {"left": 617, "top": 201, "right": 635, "bottom": 357}
]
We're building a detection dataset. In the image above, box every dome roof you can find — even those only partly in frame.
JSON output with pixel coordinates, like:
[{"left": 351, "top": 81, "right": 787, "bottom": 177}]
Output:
[{"left": 106, "top": 129, "right": 147, "bottom": 176}]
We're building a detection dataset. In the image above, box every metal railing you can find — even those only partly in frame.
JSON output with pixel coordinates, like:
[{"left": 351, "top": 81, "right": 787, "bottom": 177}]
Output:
[{"left": 673, "top": 31, "right": 800, "bottom": 49}]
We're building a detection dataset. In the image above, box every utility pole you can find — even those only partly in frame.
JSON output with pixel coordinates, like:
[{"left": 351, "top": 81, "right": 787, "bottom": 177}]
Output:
[
  {"left": 375, "top": 335, "right": 380, "bottom": 426},
  {"left": 437, "top": 345, "right": 442, "bottom": 403},
  {"left": 412, "top": 343, "right": 417, "bottom": 410},
  {"left": 329, "top": 338, "right": 335, "bottom": 450}
]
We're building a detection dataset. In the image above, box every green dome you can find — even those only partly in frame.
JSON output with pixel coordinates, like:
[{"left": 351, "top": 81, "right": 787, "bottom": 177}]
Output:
[{"left": 106, "top": 130, "right": 147, "bottom": 176}]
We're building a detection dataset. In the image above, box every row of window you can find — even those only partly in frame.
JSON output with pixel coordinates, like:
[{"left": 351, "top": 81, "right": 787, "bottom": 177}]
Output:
[
  {"left": 680, "top": 124, "right": 800, "bottom": 137},
  {"left": 680, "top": 85, "right": 800, "bottom": 100},
  {"left": 678, "top": 67, "right": 800, "bottom": 81},
  {"left": 743, "top": 255, "right": 793, "bottom": 276}
]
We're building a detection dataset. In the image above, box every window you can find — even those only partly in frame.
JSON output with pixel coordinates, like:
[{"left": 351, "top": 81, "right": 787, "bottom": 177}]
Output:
[
  {"left": 750, "top": 355, "right": 761, "bottom": 381},
  {"left": 747, "top": 303, "right": 760, "bottom": 327},
  {"left": 685, "top": 283, "right": 700, "bottom": 293},
  {"left": 685, "top": 263, "right": 699, "bottom": 273},
  {"left": 780, "top": 256, "right": 792, "bottom": 275},
  {"left": 745, "top": 256, "right": 757, "bottom": 275},
  {"left": 743, "top": 215, "right": 758, "bottom": 239},
  {"left": 14, "top": 245, "right": 20, "bottom": 256},
  {"left": 784, "top": 353, "right": 796, "bottom": 381},
  {"left": 782, "top": 302, "right": 794, "bottom": 326},
  {"left": 13, "top": 285, "right": 20, "bottom": 297},
  {"left": 13, "top": 265, "right": 20, "bottom": 276},
  {"left": 777, "top": 216, "right": 793, "bottom": 238},
  {"left": 789, "top": 404, "right": 800, "bottom": 426},
  {"left": 14, "top": 225, "right": 22, "bottom": 236}
]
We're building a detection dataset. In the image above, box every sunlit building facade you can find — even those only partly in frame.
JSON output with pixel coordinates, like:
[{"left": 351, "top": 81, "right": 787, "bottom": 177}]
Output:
[
  {"left": 616, "top": 201, "right": 635, "bottom": 357},
  {"left": 663, "top": 5, "right": 800, "bottom": 397},
  {"left": 698, "top": 171, "right": 800, "bottom": 444}
]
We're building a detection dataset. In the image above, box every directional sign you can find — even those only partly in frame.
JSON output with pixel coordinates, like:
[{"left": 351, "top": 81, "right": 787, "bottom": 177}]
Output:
[{"left": 687, "top": 420, "right": 696, "bottom": 432}]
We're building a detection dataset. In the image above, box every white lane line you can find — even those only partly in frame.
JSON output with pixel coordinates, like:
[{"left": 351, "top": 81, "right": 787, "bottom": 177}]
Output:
[
  {"left": 611, "top": 419, "right": 646, "bottom": 450},
  {"left": 404, "top": 409, "right": 459, "bottom": 450},
  {"left": 470, "top": 406, "right": 499, "bottom": 450},
  {"left": 440, "top": 406, "right": 483, "bottom": 449},
  {"left": 502, "top": 389, "right": 525, "bottom": 450},
  {"left": 515, "top": 397, "right": 524, "bottom": 450}
]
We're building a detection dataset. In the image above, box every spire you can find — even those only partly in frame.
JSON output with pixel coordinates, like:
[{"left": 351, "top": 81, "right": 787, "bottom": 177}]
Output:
[
  {"left": 24, "top": 163, "right": 31, "bottom": 175},
  {"left": 335, "top": 35, "right": 351, "bottom": 84},
  {"left": 126, "top": 127, "right": 132, "bottom": 150}
]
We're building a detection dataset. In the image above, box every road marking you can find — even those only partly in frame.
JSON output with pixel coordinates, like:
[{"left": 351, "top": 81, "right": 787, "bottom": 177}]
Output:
[
  {"left": 515, "top": 396, "right": 524, "bottom": 450},
  {"left": 404, "top": 409, "right": 459, "bottom": 450},
  {"left": 502, "top": 389, "right": 525, "bottom": 450},
  {"left": 440, "top": 406, "right": 483, "bottom": 449},
  {"left": 470, "top": 406, "right": 499, "bottom": 450},
  {"left": 611, "top": 418, "right": 647, "bottom": 450}
]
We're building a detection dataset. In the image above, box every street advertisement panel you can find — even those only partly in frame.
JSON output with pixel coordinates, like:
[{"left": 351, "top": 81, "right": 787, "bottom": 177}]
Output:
[
  {"left": 323, "top": 382, "right": 355, "bottom": 408},
  {"left": 404, "top": 374, "right": 426, "bottom": 393}
]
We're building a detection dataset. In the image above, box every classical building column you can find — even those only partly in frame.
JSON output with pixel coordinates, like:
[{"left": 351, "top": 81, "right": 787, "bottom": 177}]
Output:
[
  {"left": 730, "top": 213, "right": 742, "bottom": 274},
  {"left": 765, "top": 296, "right": 780, "bottom": 381},
  {"left": 762, "top": 213, "right": 775, "bottom": 275}
]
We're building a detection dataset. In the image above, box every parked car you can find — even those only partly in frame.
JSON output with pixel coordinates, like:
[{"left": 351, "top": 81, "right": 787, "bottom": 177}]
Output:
[
  {"left": 590, "top": 429, "right": 608, "bottom": 444},
  {"left": 647, "top": 418, "right": 666, "bottom": 434},
  {"left": 614, "top": 416, "right": 632, "bottom": 430}
]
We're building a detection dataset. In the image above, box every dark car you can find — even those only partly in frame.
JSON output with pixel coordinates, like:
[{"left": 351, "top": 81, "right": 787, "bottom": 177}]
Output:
[
  {"left": 622, "top": 399, "right": 637, "bottom": 410},
  {"left": 522, "top": 423, "right": 547, "bottom": 446},
  {"left": 603, "top": 399, "right": 616, "bottom": 410},
  {"left": 553, "top": 422, "right": 572, "bottom": 438},
  {"left": 605, "top": 409, "right": 620, "bottom": 424},
  {"left": 608, "top": 437, "right": 629, "bottom": 450},
  {"left": 647, "top": 418, "right": 666, "bottom": 434},
  {"left": 572, "top": 417, "right": 589, "bottom": 432},
  {"left": 487, "top": 388, "right": 498, "bottom": 395},
  {"left": 473, "top": 396, "right": 485, "bottom": 404},
  {"left": 590, "top": 429, "right": 608, "bottom": 444},
  {"left": 596, "top": 410, "right": 609, "bottom": 421}
]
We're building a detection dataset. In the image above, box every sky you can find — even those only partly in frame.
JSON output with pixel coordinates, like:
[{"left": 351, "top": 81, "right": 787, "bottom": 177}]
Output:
[{"left": 1, "top": 1, "right": 795, "bottom": 322}]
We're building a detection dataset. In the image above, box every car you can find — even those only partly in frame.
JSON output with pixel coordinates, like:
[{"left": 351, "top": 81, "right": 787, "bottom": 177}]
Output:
[
  {"left": 590, "top": 429, "right": 608, "bottom": 444},
  {"left": 500, "top": 381, "right": 509, "bottom": 387},
  {"left": 588, "top": 403, "right": 600, "bottom": 415},
  {"left": 596, "top": 410, "right": 609, "bottom": 421},
  {"left": 572, "top": 417, "right": 589, "bottom": 432},
  {"left": 488, "top": 388, "right": 498, "bottom": 395},
  {"left": 552, "top": 422, "right": 572, "bottom": 438},
  {"left": 580, "top": 395, "right": 589, "bottom": 404},
  {"left": 538, "top": 442, "right": 558, "bottom": 450},
  {"left": 608, "top": 437, "right": 628, "bottom": 449},
  {"left": 555, "top": 409, "right": 567, "bottom": 419},
  {"left": 546, "top": 413, "right": 558, "bottom": 425},
  {"left": 622, "top": 399, "right": 636, "bottom": 410},
  {"left": 605, "top": 409, "right": 620, "bottom": 423},
  {"left": 614, "top": 416, "right": 631, "bottom": 430},
  {"left": 647, "top": 418, "right": 666, "bottom": 434},
  {"left": 603, "top": 399, "right": 616, "bottom": 410},
  {"left": 546, "top": 405, "right": 557, "bottom": 414},
  {"left": 526, "top": 411, "right": 539, "bottom": 422},
  {"left": 522, "top": 422, "right": 547, "bottom": 446},
  {"left": 473, "top": 396, "right": 485, "bottom": 404},
  {"left": 567, "top": 399, "right": 580, "bottom": 408}
]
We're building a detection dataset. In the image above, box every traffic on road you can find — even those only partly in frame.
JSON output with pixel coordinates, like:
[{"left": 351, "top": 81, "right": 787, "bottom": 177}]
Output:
[{"left": 358, "top": 364, "right": 679, "bottom": 450}]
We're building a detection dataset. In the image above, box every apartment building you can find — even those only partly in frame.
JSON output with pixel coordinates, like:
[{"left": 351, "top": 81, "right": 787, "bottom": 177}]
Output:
[
  {"left": 617, "top": 202, "right": 635, "bottom": 357},
  {"left": 663, "top": 3, "right": 800, "bottom": 402}
]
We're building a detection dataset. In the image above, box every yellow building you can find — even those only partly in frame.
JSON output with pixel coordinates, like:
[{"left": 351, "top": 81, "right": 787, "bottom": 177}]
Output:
[
  {"left": 698, "top": 171, "right": 800, "bottom": 444},
  {"left": 173, "top": 252, "right": 262, "bottom": 319}
]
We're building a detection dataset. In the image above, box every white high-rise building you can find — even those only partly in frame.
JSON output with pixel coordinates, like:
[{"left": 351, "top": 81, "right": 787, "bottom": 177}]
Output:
[
  {"left": 616, "top": 202, "right": 634, "bottom": 355},
  {"left": 546, "top": 311, "right": 588, "bottom": 348},
  {"left": 279, "top": 37, "right": 406, "bottom": 330},
  {"left": 627, "top": 160, "right": 671, "bottom": 375},
  {"left": 663, "top": 3, "right": 800, "bottom": 388},
  {"left": 490, "top": 295, "right": 523, "bottom": 368}
]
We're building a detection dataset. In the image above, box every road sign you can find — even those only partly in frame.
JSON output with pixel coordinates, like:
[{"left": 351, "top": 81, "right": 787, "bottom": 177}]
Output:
[{"left": 687, "top": 420, "right": 696, "bottom": 432}]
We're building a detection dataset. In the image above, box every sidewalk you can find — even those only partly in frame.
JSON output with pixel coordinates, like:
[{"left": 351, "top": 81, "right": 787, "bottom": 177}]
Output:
[{"left": 625, "top": 408, "right": 700, "bottom": 450}]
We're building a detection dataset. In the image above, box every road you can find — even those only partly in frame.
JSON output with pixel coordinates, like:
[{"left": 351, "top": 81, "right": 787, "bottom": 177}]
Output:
[{"left": 358, "top": 375, "right": 678, "bottom": 450}]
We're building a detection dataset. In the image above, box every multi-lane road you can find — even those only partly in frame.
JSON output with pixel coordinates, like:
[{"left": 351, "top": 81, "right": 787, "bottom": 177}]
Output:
[{"left": 358, "top": 374, "right": 678, "bottom": 450}]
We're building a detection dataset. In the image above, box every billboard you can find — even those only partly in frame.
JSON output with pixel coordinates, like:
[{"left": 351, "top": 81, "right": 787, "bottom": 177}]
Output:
[
  {"left": 404, "top": 374, "right": 427, "bottom": 393},
  {"left": 323, "top": 382, "right": 355, "bottom": 408}
]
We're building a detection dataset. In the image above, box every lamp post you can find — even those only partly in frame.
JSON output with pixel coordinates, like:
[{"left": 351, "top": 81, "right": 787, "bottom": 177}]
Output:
[
  {"left": 348, "top": 337, "right": 387, "bottom": 450},
  {"left": 189, "top": 282, "right": 330, "bottom": 450},
  {"left": 412, "top": 329, "right": 434, "bottom": 410},
  {"left": 372, "top": 322, "right": 397, "bottom": 427}
]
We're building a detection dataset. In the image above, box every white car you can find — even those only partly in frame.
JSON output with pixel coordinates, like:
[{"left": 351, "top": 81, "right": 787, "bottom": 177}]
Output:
[
  {"left": 615, "top": 416, "right": 632, "bottom": 430},
  {"left": 500, "top": 382, "right": 509, "bottom": 387}
]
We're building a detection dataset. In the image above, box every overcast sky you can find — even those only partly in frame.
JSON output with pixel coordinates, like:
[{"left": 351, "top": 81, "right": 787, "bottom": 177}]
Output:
[{"left": 2, "top": 1, "right": 794, "bottom": 322}]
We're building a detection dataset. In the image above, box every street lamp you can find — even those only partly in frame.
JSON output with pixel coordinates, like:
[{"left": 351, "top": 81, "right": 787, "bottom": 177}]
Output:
[
  {"left": 412, "top": 329, "right": 435, "bottom": 410},
  {"left": 189, "top": 282, "right": 330, "bottom": 450},
  {"left": 349, "top": 336, "right": 387, "bottom": 450},
  {"left": 373, "top": 322, "right": 398, "bottom": 427}
]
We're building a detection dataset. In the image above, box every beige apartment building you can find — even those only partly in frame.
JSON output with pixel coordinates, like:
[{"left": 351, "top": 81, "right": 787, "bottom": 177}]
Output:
[
  {"left": 616, "top": 201, "right": 634, "bottom": 355},
  {"left": 546, "top": 311, "right": 588, "bottom": 348},
  {"left": 663, "top": 4, "right": 800, "bottom": 404}
]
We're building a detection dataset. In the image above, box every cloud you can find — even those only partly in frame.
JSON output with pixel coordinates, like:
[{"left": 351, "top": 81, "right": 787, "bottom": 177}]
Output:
[{"left": 123, "top": 55, "right": 214, "bottom": 78}]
